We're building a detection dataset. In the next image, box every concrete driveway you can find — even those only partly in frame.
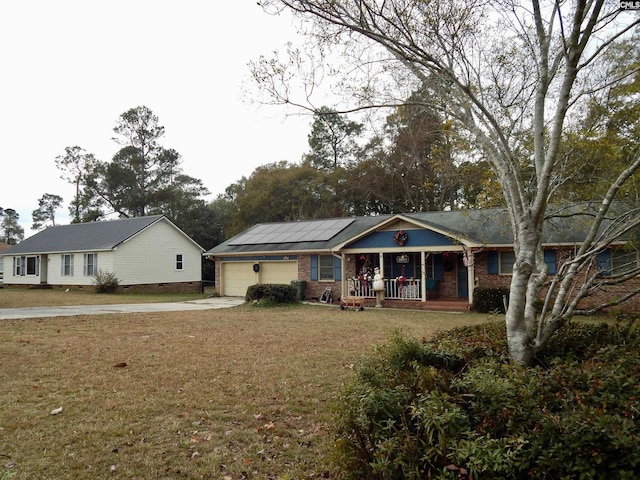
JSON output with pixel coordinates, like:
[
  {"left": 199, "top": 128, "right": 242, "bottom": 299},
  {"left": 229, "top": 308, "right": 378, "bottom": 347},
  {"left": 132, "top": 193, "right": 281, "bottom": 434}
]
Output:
[{"left": 0, "top": 297, "right": 246, "bottom": 320}]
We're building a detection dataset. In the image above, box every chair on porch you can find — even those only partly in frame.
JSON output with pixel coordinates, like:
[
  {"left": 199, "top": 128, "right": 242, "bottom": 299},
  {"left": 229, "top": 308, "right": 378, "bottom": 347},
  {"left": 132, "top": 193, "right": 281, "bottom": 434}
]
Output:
[
  {"left": 426, "top": 278, "right": 438, "bottom": 299},
  {"left": 319, "top": 287, "right": 332, "bottom": 303}
]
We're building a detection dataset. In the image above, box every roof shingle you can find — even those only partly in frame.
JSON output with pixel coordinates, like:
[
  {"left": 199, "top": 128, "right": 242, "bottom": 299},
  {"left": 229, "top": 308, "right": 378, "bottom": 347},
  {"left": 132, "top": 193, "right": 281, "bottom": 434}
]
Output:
[{"left": 2, "top": 216, "right": 165, "bottom": 255}]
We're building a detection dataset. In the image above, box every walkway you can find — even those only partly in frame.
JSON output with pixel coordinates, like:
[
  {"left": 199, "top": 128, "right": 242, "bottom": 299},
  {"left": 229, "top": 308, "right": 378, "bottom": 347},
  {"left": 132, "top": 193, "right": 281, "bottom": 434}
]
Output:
[{"left": 0, "top": 297, "right": 246, "bottom": 320}]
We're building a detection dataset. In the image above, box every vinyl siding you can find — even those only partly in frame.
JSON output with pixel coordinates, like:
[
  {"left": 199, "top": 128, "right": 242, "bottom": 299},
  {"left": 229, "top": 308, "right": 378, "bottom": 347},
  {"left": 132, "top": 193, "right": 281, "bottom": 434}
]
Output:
[
  {"left": 46, "top": 251, "right": 115, "bottom": 286},
  {"left": 3, "top": 255, "right": 42, "bottom": 285},
  {"left": 1, "top": 219, "right": 201, "bottom": 287},
  {"left": 111, "top": 219, "right": 201, "bottom": 285}
]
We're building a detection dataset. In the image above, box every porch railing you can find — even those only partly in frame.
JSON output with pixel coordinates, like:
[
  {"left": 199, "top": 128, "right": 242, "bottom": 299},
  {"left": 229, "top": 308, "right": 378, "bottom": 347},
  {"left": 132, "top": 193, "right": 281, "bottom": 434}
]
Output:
[{"left": 347, "top": 278, "right": 421, "bottom": 300}]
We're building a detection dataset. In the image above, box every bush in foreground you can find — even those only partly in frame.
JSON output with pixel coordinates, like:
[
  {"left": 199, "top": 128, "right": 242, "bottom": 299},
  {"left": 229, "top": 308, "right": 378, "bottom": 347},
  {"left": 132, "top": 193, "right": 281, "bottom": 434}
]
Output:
[
  {"left": 245, "top": 283, "right": 298, "bottom": 304},
  {"left": 472, "top": 287, "right": 510, "bottom": 313},
  {"left": 333, "top": 321, "right": 640, "bottom": 479},
  {"left": 92, "top": 269, "right": 119, "bottom": 293}
]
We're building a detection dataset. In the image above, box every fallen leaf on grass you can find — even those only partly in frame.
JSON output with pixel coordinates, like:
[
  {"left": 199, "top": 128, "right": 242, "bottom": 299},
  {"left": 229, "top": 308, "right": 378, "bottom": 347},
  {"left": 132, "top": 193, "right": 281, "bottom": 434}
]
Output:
[
  {"left": 50, "top": 406, "right": 63, "bottom": 415},
  {"left": 113, "top": 362, "right": 128, "bottom": 368}
]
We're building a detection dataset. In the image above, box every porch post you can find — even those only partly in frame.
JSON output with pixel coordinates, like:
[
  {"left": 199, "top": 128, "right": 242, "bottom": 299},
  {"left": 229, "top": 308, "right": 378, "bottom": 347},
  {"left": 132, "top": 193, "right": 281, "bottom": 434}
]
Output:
[
  {"left": 341, "top": 252, "right": 347, "bottom": 300},
  {"left": 378, "top": 252, "right": 384, "bottom": 277},
  {"left": 421, "top": 251, "right": 427, "bottom": 301},
  {"left": 466, "top": 248, "right": 475, "bottom": 305}
]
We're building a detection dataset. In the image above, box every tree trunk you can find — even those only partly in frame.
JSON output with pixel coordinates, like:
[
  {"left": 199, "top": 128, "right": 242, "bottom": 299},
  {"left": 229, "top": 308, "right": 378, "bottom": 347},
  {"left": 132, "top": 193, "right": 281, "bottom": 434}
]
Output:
[
  {"left": 505, "top": 230, "right": 539, "bottom": 366},
  {"left": 506, "top": 271, "right": 536, "bottom": 366}
]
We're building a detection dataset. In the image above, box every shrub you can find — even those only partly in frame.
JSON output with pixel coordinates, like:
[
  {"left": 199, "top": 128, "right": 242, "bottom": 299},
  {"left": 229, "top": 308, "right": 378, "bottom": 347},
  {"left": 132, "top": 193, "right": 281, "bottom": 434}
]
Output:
[
  {"left": 92, "top": 269, "right": 119, "bottom": 293},
  {"left": 472, "top": 287, "right": 509, "bottom": 313},
  {"left": 245, "top": 283, "right": 298, "bottom": 304},
  {"left": 333, "top": 321, "right": 640, "bottom": 479}
]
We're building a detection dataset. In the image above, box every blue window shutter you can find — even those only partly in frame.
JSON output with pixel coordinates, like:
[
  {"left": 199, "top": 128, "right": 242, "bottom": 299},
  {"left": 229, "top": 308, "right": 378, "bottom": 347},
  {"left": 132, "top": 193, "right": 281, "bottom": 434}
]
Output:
[
  {"left": 310, "top": 255, "right": 319, "bottom": 281},
  {"left": 434, "top": 254, "right": 444, "bottom": 281},
  {"left": 333, "top": 256, "right": 342, "bottom": 280},
  {"left": 597, "top": 250, "right": 611, "bottom": 275},
  {"left": 488, "top": 251, "right": 499, "bottom": 274},
  {"left": 544, "top": 250, "right": 557, "bottom": 275}
]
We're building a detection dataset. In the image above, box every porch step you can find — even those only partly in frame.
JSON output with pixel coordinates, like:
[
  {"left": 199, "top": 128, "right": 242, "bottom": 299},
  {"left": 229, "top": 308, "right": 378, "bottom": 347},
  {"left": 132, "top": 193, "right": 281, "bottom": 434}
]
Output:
[
  {"left": 420, "top": 301, "right": 470, "bottom": 313},
  {"left": 378, "top": 299, "right": 470, "bottom": 313}
]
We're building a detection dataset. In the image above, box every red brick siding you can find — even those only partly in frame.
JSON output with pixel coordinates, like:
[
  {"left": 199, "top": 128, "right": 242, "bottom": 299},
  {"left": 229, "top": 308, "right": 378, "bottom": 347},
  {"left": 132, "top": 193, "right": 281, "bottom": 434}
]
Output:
[
  {"left": 474, "top": 250, "right": 640, "bottom": 315},
  {"left": 298, "top": 254, "right": 342, "bottom": 301}
]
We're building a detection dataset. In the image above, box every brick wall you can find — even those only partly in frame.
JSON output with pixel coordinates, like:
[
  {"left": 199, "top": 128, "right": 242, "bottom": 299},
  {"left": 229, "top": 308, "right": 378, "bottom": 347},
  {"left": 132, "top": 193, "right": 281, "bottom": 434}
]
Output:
[
  {"left": 118, "top": 282, "right": 201, "bottom": 294},
  {"left": 474, "top": 250, "right": 640, "bottom": 315},
  {"left": 297, "top": 254, "right": 342, "bottom": 301},
  {"left": 3, "top": 282, "right": 202, "bottom": 294}
]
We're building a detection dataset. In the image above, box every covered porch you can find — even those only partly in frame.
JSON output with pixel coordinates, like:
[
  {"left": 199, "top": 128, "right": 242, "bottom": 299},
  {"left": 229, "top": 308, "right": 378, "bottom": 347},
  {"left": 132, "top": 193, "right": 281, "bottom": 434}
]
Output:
[{"left": 339, "top": 249, "right": 476, "bottom": 308}]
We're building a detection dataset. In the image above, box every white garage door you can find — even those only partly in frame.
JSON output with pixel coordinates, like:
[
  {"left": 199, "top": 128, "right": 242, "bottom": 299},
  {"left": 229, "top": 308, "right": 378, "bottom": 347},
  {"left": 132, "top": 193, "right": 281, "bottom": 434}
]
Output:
[{"left": 221, "top": 261, "right": 299, "bottom": 297}]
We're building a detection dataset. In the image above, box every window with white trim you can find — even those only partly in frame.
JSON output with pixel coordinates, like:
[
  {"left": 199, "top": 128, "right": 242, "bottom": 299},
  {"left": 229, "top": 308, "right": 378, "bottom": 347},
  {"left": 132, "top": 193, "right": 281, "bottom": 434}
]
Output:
[
  {"left": 61, "top": 254, "right": 74, "bottom": 276},
  {"left": 611, "top": 249, "right": 639, "bottom": 275},
  {"left": 13, "top": 256, "right": 40, "bottom": 276},
  {"left": 176, "top": 253, "right": 184, "bottom": 271},
  {"left": 319, "top": 255, "right": 334, "bottom": 281},
  {"left": 499, "top": 251, "right": 516, "bottom": 274},
  {"left": 84, "top": 253, "right": 98, "bottom": 276},
  {"left": 26, "top": 256, "right": 39, "bottom": 276},
  {"left": 13, "top": 256, "right": 24, "bottom": 276}
]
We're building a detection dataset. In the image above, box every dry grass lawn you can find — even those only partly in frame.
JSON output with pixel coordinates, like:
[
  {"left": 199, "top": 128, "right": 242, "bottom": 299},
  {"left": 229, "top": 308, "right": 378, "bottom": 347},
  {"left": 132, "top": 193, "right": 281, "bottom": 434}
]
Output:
[
  {"left": 0, "top": 289, "right": 497, "bottom": 479},
  {"left": 0, "top": 287, "right": 208, "bottom": 308}
]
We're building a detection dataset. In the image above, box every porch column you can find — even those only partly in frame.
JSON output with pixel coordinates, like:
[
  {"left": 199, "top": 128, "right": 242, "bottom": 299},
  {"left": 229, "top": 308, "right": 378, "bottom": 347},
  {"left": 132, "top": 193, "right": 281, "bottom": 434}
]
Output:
[
  {"left": 341, "top": 252, "right": 347, "bottom": 299},
  {"left": 466, "top": 248, "right": 475, "bottom": 305},
  {"left": 421, "top": 251, "right": 427, "bottom": 301},
  {"left": 378, "top": 252, "right": 384, "bottom": 278}
]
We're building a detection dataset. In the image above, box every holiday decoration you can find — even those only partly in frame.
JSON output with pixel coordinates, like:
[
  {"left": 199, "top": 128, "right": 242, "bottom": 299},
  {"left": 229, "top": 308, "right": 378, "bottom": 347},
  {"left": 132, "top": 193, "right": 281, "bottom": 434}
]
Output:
[{"left": 393, "top": 230, "right": 408, "bottom": 246}]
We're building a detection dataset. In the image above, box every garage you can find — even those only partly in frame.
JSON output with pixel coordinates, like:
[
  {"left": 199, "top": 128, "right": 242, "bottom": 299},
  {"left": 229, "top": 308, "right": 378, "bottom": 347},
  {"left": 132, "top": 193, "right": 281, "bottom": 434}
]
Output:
[{"left": 221, "top": 260, "right": 298, "bottom": 297}]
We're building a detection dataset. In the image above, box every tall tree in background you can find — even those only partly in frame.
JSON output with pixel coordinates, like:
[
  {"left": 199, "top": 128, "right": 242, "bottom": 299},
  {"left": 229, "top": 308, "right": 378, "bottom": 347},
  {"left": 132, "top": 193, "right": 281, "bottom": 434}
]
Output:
[
  {"left": 56, "top": 107, "right": 210, "bottom": 238},
  {"left": 0, "top": 208, "right": 24, "bottom": 244},
  {"left": 384, "top": 103, "right": 459, "bottom": 211},
  {"left": 306, "top": 107, "right": 363, "bottom": 170},
  {"left": 254, "top": 1, "right": 640, "bottom": 365},
  {"left": 226, "top": 162, "right": 336, "bottom": 233},
  {"left": 31, "top": 194, "right": 63, "bottom": 230},
  {"left": 55, "top": 146, "right": 99, "bottom": 222},
  {"left": 88, "top": 106, "right": 200, "bottom": 218},
  {"left": 558, "top": 39, "right": 640, "bottom": 204}
]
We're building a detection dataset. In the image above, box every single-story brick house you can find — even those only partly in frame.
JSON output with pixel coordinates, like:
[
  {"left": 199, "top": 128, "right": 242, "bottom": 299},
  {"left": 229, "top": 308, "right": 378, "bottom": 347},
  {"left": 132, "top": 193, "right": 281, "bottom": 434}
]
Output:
[
  {"left": 205, "top": 208, "right": 640, "bottom": 312},
  {"left": 1, "top": 215, "right": 204, "bottom": 293}
]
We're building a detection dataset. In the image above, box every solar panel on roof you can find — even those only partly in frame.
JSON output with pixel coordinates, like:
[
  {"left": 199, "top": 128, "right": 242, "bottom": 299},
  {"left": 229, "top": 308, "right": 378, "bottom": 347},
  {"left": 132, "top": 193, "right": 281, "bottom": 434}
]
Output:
[{"left": 229, "top": 218, "right": 354, "bottom": 245}]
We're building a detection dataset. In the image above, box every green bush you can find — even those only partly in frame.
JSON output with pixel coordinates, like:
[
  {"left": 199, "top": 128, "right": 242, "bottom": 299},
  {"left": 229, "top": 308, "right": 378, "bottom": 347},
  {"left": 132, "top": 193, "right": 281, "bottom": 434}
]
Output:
[
  {"left": 333, "top": 321, "right": 640, "bottom": 479},
  {"left": 472, "top": 287, "right": 510, "bottom": 313},
  {"left": 92, "top": 269, "right": 119, "bottom": 293},
  {"left": 245, "top": 283, "right": 298, "bottom": 304}
]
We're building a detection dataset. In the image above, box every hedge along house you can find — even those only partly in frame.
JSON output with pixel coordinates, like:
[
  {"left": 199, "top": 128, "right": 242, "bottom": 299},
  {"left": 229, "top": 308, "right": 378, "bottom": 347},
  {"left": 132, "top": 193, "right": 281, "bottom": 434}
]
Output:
[
  {"left": 1, "top": 215, "right": 205, "bottom": 293},
  {"left": 206, "top": 208, "right": 640, "bottom": 313}
]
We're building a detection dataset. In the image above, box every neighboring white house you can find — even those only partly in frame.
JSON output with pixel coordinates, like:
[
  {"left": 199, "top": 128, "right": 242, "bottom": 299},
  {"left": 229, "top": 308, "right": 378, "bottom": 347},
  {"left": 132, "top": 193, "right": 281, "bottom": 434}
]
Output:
[
  {"left": 1, "top": 215, "right": 204, "bottom": 293},
  {"left": 0, "top": 241, "right": 11, "bottom": 284}
]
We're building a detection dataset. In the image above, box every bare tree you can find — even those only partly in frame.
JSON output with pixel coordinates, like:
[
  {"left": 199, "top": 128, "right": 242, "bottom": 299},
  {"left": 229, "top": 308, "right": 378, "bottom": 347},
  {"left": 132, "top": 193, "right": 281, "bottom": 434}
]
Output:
[{"left": 253, "top": 0, "right": 640, "bottom": 365}]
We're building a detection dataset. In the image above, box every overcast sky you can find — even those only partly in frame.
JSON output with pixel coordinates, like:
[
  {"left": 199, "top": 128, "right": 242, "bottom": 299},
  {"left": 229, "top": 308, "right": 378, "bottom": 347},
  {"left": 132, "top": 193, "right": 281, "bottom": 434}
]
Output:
[{"left": 1, "top": 1, "right": 313, "bottom": 237}]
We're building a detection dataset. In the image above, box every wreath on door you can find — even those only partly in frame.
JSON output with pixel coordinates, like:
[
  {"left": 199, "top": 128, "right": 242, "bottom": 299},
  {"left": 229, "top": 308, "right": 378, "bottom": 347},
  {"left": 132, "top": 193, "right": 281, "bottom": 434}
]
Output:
[{"left": 393, "top": 230, "right": 408, "bottom": 246}]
